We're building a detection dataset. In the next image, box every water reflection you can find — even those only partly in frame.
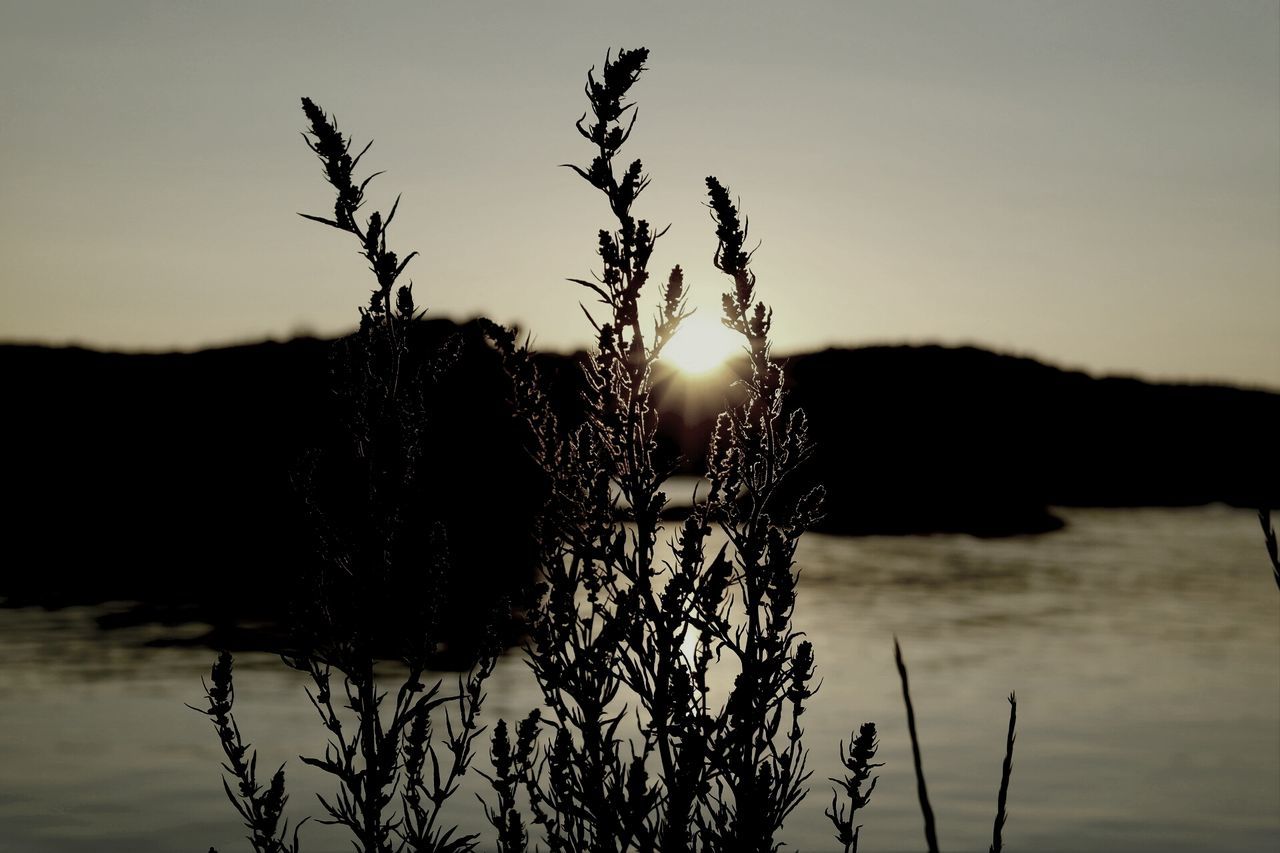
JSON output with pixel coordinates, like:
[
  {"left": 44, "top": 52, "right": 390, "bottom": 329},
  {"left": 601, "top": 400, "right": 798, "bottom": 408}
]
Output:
[{"left": 0, "top": 506, "right": 1276, "bottom": 852}]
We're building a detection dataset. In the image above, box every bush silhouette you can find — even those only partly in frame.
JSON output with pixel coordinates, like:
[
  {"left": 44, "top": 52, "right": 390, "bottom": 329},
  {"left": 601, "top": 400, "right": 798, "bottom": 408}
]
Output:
[{"left": 195, "top": 47, "right": 1018, "bottom": 853}]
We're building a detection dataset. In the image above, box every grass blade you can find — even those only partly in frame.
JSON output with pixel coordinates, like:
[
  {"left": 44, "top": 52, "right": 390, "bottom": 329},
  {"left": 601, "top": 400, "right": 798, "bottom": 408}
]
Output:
[
  {"left": 1260, "top": 508, "right": 1279, "bottom": 590},
  {"left": 990, "top": 692, "right": 1017, "bottom": 853},
  {"left": 894, "top": 637, "right": 940, "bottom": 853}
]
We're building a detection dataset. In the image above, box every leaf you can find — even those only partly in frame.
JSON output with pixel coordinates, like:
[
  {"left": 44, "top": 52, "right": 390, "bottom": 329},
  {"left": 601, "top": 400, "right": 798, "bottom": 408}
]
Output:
[{"left": 297, "top": 212, "right": 350, "bottom": 232}]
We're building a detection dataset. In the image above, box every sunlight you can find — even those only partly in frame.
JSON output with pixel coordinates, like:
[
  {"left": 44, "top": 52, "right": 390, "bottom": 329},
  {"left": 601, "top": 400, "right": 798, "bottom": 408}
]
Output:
[{"left": 661, "top": 314, "right": 740, "bottom": 374}]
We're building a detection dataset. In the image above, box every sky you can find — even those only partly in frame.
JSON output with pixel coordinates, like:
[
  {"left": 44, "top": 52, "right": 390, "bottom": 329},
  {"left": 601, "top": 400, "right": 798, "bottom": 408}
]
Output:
[{"left": 1, "top": 0, "right": 1277, "bottom": 388}]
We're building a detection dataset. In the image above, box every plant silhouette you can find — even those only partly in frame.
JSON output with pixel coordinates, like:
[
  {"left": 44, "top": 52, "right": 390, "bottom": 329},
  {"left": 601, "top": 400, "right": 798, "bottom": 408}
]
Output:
[
  {"left": 482, "top": 48, "right": 1017, "bottom": 853},
  {"left": 1260, "top": 508, "right": 1280, "bottom": 590},
  {"left": 194, "top": 98, "right": 499, "bottom": 853},
  {"left": 195, "top": 47, "right": 1020, "bottom": 853},
  {"left": 483, "top": 46, "right": 844, "bottom": 851}
]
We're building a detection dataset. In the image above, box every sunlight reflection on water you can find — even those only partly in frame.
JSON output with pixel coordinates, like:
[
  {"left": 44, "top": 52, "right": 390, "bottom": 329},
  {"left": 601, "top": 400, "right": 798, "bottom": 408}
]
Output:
[{"left": 0, "top": 506, "right": 1276, "bottom": 852}]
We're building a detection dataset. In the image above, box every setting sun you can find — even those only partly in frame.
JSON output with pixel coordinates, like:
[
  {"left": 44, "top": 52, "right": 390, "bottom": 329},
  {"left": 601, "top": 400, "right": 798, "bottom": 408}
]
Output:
[{"left": 661, "top": 314, "right": 740, "bottom": 374}]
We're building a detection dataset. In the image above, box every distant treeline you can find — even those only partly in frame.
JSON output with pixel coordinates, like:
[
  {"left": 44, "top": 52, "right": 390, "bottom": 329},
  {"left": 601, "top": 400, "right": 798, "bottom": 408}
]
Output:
[{"left": 3, "top": 321, "right": 1275, "bottom": 643}]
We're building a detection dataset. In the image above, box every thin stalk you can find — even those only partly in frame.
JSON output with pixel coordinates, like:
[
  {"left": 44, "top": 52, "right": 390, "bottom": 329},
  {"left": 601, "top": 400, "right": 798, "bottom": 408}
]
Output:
[
  {"left": 1260, "top": 508, "right": 1279, "bottom": 590},
  {"left": 894, "top": 637, "right": 939, "bottom": 853},
  {"left": 989, "top": 693, "right": 1017, "bottom": 853}
]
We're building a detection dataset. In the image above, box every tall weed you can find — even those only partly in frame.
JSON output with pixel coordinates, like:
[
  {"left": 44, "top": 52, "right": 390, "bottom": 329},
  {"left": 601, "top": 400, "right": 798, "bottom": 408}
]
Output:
[
  {"left": 197, "top": 48, "right": 1018, "bottom": 853},
  {"left": 195, "top": 99, "right": 497, "bottom": 853}
]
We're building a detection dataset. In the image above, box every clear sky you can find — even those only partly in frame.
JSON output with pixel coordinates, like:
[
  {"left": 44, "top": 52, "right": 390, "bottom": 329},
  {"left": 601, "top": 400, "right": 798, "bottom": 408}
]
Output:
[{"left": 2, "top": 0, "right": 1277, "bottom": 387}]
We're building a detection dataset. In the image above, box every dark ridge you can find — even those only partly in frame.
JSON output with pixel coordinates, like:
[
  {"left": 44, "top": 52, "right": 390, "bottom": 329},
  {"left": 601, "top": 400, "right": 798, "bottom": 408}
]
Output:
[
  {"left": 780, "top": 345, "right": 1277, "bottom": 534},
  {"left": 0, "top": 320, "right": 540, "bottom": 663},
  {"left": 3, "top": 332, "right": 1275, "bottom": 643}
]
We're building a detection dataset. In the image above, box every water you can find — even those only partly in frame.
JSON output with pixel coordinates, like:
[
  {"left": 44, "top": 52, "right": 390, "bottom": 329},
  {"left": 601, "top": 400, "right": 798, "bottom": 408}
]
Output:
[{"left": 0, "top": 506, "right": 1276, "bottom": 852}]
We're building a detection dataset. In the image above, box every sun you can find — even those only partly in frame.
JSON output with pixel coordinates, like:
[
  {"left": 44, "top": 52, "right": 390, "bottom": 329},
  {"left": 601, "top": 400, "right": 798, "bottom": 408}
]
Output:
[{"left": 661, "top": 314, "right": 740, "bottom": 374}]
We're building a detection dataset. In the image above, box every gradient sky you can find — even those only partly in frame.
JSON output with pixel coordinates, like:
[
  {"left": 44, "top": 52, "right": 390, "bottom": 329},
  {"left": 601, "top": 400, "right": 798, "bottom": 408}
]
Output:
[{"left": 2, "top": 0, "right": 1277, "bottom": 387}]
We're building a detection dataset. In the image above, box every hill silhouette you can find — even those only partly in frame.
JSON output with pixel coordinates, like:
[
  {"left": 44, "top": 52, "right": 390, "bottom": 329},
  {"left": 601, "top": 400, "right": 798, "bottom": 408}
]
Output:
[
  {"left": 781, "top": 345, "right": 1278, "bottom": 534},
  {"left": 0, "top": 320, "right": 538, "bottom": 659},
  {"left": 2, "top": 325, "right": 1275, "bottom": 648}
]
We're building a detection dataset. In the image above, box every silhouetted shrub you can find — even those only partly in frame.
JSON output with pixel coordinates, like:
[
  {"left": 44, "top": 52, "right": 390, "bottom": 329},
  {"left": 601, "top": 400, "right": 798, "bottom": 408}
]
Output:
[
  {"left": 483, "top": 47, "right": 843, "bottom": 851},
  {"left": 482, "top": 48, "right": 1019, "bottom": 853},
  {"left": 195, "top": 99, "right": 498, "bottom": 853},
  {"left": 196, "top": 48, "right": 1019, "bottom": 853}
]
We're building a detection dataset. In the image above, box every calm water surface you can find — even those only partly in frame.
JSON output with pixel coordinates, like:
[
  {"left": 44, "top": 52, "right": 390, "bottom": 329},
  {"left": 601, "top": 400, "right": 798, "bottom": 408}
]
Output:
[{"left": 1, "top": 506, "right": 1276, "bottom": 852}]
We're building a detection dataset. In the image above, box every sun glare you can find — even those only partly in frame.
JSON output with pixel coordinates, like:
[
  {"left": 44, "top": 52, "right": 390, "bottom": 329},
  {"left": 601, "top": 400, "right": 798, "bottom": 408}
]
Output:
[{"left": 662, "top": 314, "right": 740, "bottom": 375}]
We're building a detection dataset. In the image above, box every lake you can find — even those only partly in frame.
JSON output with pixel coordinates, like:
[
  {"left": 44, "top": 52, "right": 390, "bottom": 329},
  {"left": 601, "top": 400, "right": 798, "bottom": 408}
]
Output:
[{"left": 0, "top": 505, "right": 1276, "bottom": 851}]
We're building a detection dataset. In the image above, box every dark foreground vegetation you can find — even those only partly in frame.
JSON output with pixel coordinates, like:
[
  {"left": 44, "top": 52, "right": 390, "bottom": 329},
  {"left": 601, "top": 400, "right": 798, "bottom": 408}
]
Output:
[{"left": 187, "top": 46, "right": 1025, "bottom": 852}]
